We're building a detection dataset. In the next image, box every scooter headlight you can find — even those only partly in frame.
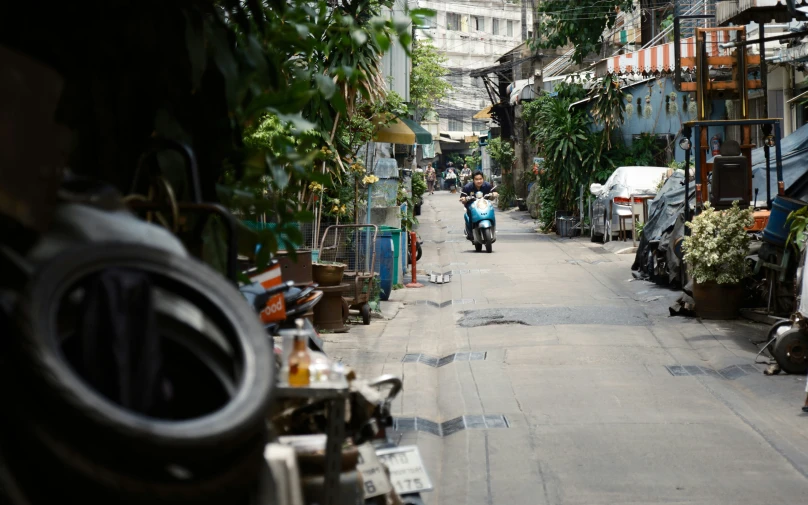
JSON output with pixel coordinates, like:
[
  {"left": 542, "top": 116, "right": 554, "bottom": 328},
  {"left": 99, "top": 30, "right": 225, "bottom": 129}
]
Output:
[
  {"left": 475, "top": 191, "right": 483, "bottom": 199},
  {"left": 475, "top": 199, "right": 490, "bottom": 210}
]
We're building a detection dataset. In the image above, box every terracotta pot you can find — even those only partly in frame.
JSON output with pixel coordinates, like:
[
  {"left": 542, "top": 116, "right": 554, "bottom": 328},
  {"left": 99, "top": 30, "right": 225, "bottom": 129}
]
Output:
[{"left": 692, "top": 280, "right": 744, "bottom": 319}]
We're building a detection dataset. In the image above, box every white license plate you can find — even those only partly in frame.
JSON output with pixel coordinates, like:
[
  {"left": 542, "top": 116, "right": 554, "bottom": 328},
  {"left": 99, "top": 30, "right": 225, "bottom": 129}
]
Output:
[{"left": 375, "top": 446, "right": 433, "bottom": 494}]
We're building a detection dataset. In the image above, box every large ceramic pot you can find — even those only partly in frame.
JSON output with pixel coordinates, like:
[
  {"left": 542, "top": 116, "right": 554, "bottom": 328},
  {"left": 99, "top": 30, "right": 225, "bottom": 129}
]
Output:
[
  {"left": 312, "top": 262, "right": 346, "bottom": 287},
  {"left": 692, "top": 280, "right": 744, "bottom": 319}
]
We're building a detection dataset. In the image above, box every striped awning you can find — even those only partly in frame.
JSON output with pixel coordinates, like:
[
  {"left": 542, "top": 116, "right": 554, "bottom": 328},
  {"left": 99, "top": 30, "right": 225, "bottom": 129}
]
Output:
[{"left": 604, "top": 30, "right": 733, "bottom": 75}]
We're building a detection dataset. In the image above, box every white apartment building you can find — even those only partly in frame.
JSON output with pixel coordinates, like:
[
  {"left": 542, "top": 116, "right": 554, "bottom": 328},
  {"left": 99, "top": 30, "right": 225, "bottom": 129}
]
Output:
[{"left": 414, "top": 0, "right": 532, "bottom": 133}]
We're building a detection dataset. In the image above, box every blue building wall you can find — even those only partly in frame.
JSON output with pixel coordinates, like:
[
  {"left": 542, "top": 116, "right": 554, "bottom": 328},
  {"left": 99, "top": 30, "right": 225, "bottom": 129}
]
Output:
[{"left": 591, "top": 76, "right": 728, "bottom": 164}]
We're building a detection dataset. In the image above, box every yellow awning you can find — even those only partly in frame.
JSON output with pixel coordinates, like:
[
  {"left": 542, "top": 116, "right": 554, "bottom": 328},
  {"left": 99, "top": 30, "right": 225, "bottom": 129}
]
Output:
[
  {"left": 373, "top": 117, "right": 433, "bottom": 145},
  {"left": 473, "top": 105, "right": 492, "bottom": 120}
]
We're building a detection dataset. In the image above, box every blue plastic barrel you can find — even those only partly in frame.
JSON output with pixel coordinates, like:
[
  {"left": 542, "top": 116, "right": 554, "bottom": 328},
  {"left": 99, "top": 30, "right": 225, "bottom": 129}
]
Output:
[
  {"left": 763, "top": 196, "right": 808, "bottom": 246},
  {"left": 376, "top": 232, "right": 395, "bottom": 301}
]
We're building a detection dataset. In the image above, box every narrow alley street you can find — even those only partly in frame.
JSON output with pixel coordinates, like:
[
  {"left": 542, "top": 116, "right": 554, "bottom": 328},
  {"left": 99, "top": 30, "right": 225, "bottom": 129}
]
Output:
[{"left": 329, "top": 192, "right": 808, "bottom": 505}]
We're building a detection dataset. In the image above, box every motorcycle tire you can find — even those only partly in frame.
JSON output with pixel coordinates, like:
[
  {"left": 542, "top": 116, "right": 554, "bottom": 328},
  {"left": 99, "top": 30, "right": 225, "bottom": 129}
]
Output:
[
  {"left": 771, "top": 328, "right": 808, "bottom": 375},
  {"left": 482, "top": 229, "right": 493, "bottom": 253},
  {"left": 8, "top": 243, "right": 273, "bottom": 465},
  {"left": 2, "top": 414, "right": 265, "bottom": 505},
  {"left": 474, "top": 243, "right": 482, "bottom": 252}
]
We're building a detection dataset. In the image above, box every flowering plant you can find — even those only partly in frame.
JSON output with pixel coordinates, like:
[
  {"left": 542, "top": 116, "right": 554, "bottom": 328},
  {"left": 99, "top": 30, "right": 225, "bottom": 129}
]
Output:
[
  {"left": 683, "top": 201, "right": 753, "bottom": 285},
  {"left": 362, "top": 174, "right": 379, "bottom": 185}
]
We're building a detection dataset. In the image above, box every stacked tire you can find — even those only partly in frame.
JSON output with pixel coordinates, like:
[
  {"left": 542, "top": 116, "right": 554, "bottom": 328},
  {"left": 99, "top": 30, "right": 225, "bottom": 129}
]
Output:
[{"left": 0, "top": 244, "right": 274, "bottom": 505}]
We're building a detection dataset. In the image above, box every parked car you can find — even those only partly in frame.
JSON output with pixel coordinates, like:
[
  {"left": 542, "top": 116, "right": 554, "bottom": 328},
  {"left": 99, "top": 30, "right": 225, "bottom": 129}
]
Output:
[{"left": 589, "top": 165, "right": 670, "bottom": 242}]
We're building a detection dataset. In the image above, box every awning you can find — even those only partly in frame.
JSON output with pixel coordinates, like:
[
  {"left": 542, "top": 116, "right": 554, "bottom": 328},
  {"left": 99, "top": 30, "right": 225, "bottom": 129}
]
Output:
[
  {"left": 599, "top": 32, "right": 731, "bottom": 76},
  {"left": 374, "top": 117, "right": 432, "bottom": 145},
  {"left": 473, "top": 105, "right": 493, "bottom": 120},
  {"left": 441, "top": 131, "right": 474, "bottom": 141}
]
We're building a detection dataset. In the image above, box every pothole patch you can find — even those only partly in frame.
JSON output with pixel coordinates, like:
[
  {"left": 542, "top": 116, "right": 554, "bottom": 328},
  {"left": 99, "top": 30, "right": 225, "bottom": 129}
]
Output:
[{"left": 457, "top": 307, "right": 649, "bottom": 327}]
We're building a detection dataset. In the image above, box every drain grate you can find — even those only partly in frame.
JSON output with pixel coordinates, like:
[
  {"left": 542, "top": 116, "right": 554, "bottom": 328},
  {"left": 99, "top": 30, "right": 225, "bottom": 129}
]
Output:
[
  {"left": 393, "top": 414, "right": 509, "bottom": 436},
  {"left": 408, "top": 299, "right": 476, "bottom": 309},
  {"left": 665, "top": 364, "right": 759, "bottom": 380},
  {"left": 402, "top": 352, "right": 487, "bottom": 367}
]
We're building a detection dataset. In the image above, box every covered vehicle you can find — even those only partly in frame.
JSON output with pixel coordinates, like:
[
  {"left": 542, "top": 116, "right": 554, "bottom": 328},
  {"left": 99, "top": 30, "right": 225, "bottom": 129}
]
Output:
[{"left": 590, "top": 166, "right": 670, "bottom": 242}]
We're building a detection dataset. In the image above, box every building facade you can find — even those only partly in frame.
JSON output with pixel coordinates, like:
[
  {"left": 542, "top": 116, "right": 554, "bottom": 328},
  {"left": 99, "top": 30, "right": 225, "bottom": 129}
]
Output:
[{"left": 414, "top": 0, "right": 532, "bottom": 134}]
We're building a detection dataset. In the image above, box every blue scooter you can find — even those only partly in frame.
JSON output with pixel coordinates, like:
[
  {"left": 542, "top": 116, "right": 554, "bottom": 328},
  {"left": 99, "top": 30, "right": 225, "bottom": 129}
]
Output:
[{"left": 461, "top": 188, "right": 498, "bottom": 253}]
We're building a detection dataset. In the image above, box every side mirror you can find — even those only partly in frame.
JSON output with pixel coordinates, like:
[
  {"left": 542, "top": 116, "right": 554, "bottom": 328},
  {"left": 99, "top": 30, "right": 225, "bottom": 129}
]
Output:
[{"left": 589, "top": 183, "right": 603, "bottom": 195}]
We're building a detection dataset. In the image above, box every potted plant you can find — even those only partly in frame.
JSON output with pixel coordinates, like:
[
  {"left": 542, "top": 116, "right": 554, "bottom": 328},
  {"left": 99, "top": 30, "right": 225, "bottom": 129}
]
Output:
[
  {"left": 683, "top": 201, "right": 753, "bottom": 319},
  {"left": 411, "top": 171, "right": 427, "bottom": 216}
]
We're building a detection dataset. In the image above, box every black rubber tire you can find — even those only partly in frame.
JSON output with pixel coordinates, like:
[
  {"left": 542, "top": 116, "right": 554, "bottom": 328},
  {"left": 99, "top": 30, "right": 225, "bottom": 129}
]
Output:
[
  {"left": 415, "top": 242, "right": 422, "bottom": 261},
  {"left": 2, "top": 412, "right": 265, "bottom": 505},
  {"left": 361, "top": 303, "right": 371, "bottom": 325},
  {"left": 474, "top": 243, "right": 483, "bottom": 252},
  {"left": 482, "top": 229, "right": 493, "bottom": 253},
  {"left": 772, "top": 328, "right": 808, "bottom": 375},
  {"left": 8, "top": 243, "right": 273, "bottom": 465},
  {"left": 590, "top": 232, "right": 604, "bottom": 243},
  {"left": 767, "top": 320, "right": 793, "bottom": 359}
]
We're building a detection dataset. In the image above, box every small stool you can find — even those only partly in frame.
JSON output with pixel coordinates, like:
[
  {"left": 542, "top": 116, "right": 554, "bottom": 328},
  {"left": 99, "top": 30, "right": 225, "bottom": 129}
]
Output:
[{"left": 617, "top": 208, "right": 638, "bottom": 242}]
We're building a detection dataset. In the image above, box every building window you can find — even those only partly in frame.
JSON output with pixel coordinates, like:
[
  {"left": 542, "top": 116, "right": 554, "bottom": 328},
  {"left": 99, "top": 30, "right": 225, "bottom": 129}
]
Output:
[
  {"left": 449, "top": 118, "right": 464, "bottom": 131},
  {"left": 492, "top": 18, "right": 500, "bottom": 35},
  {"left": 473, "top": 76, "right": 482, "bottom": 88},
  {"left": 472, "top": 120, "right": 487, "bottom": 132},
  {"left": 507, "top": 20, "right": 514, "bottom": 37},
  {"left": 447, "top": 12, "right": 460, "bottom": 31},
  {"left": 446, "top": 73, "right": 462, "bottom": 87},
  {"left": 472, "top": 16, "right": 485, "bottom": 32}
]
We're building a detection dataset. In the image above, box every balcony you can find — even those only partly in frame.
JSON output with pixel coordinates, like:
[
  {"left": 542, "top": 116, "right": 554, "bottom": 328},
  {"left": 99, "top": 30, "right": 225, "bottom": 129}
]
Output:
[{"left": 716, "top": 0, "right": 808, "bottom": 26}]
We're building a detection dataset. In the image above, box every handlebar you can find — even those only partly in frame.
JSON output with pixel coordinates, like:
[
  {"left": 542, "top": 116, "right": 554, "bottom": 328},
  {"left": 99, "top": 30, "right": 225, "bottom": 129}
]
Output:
[{"left": 368, "top": 374, "right": 403, "bottom": 401}]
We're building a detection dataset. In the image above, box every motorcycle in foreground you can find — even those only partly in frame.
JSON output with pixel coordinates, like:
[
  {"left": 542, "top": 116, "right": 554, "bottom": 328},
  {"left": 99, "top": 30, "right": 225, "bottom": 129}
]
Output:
[
  {"left": 353, "top": 375, "right": 431, "bottom": 505},
  {"left": 462, "top": 188, "right": 498, "bottom": 253},
  {"left": 765, "top": 245, "right": 808, "bottom": 374}
]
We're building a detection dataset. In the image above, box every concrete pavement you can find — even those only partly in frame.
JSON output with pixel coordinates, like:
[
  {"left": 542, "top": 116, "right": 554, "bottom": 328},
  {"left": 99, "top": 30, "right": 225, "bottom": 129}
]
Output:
[{"left": 326, "top": 191, "right": 808, "bottom": 505}]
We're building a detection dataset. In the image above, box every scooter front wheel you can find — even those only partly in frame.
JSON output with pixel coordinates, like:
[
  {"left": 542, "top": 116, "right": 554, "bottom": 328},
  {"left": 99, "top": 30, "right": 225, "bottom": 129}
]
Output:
[{"left": 482, "top": 228, "right": 493, "bottom": 253}]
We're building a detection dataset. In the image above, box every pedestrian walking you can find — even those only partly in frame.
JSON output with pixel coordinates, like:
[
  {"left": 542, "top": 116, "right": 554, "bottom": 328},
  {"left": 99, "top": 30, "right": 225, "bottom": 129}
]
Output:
[{"left": 426, "top": 165, "right": 436, "bottom": 194}]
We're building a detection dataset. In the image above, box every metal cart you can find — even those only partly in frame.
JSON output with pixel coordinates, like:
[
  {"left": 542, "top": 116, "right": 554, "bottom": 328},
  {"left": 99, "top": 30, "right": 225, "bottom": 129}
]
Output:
[{"left": 318, "top": 224, "right": 378, "bottom": 325}]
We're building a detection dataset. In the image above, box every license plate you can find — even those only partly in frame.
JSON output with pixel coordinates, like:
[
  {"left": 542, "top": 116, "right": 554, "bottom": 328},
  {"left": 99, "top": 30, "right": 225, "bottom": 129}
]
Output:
[{"left": 375, "top": 446, "right": 432, "bottom": 494}]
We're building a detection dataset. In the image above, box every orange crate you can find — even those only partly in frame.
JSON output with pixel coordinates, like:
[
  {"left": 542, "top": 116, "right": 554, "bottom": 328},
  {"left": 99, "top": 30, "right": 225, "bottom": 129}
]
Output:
[{"left": 747, "top": 210, "right": 770, "bottom": 232}]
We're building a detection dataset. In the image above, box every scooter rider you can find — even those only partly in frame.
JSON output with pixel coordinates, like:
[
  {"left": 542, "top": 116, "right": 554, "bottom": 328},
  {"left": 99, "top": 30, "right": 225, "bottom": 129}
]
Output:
[{"left": 460, "top": 171, "right": 497, "bottom": 239}]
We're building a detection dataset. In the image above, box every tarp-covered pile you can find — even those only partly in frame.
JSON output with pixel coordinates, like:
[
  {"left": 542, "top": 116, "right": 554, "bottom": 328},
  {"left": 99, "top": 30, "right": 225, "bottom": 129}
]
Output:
[{"left": 632, "top": 123, "right": 808, "bottom": 286}]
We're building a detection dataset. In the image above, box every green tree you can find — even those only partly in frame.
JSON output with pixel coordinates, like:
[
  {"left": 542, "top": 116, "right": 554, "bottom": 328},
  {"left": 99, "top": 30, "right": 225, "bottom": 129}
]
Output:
[
  {"left": 410, "top": 39, "right": 453, "bottom": 122},
  {"left": 532, "top": 0, "right": 635, "bottom": 64}
]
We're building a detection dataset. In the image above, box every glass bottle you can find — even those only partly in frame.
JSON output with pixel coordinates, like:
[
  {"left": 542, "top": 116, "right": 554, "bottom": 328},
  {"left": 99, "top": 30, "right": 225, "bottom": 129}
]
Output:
[{"left": 288, "top": 319, "right": 310, "bottom": 387}]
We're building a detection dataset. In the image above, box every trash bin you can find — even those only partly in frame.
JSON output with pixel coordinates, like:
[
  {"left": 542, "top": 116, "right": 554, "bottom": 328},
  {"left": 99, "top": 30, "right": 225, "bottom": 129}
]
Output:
[
  {"left": 376, "top": 232, "right": 395, "bottom": 301},
  {"left": 557, "top": 216, "right": 578, "bottom": 238},
  {"left": 378, "top": 225, "right": 402, "bottom": 285}
]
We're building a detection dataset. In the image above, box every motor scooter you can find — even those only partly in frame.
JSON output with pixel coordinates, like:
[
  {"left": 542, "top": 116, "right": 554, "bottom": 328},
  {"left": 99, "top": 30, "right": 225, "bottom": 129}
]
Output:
[
  {"left": 354, "top": 375, "right": 432, "bottom": 505},
  {"left": 461, "top": 188, "right": 498, "bottom": 253},
  {"left": 763, "top": 245, "right": 808, "bottom": 374}
]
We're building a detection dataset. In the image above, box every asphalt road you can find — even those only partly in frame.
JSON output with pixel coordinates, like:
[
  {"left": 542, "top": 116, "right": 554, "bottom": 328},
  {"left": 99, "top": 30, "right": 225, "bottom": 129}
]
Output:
[{"left": 327, "top": 191, "right": 808, "bottom": 505}]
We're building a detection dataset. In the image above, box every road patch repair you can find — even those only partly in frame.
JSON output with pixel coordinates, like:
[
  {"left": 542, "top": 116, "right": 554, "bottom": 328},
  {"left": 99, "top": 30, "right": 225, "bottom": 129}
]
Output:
[{"left": 457, "top": 307, "right": 649, "bottom": 327}]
